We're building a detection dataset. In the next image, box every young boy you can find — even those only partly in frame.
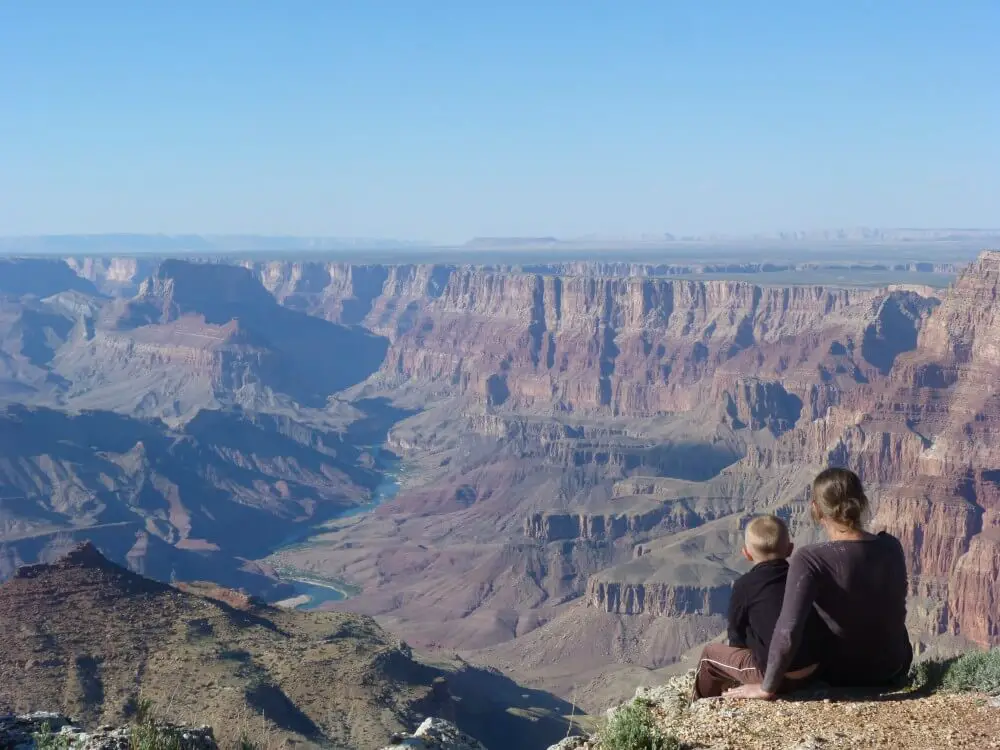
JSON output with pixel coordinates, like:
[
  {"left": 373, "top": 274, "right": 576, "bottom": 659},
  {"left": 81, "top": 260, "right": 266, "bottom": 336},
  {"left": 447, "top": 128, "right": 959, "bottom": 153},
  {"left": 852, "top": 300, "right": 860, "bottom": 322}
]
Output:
[{"left": 692, "top": 515, "right": 824, "bottom": 699}]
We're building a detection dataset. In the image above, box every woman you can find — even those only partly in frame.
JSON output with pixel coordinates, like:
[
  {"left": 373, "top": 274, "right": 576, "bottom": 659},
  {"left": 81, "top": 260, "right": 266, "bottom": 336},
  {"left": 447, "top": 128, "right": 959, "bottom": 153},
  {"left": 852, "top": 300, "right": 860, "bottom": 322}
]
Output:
[{"left": 725, "top": 467, "right": 913, "bottom": 700}]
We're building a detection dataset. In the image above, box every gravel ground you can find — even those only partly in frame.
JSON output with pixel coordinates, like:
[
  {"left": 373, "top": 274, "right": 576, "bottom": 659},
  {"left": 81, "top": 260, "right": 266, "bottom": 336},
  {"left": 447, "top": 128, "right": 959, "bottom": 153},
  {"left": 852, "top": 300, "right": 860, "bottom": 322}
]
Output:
[
  {"left": 670, "top": 692, "right": 1000, "bottom": 749},
  {"left": 631, "top": 672, "right": 1000, "bottom": 750}
]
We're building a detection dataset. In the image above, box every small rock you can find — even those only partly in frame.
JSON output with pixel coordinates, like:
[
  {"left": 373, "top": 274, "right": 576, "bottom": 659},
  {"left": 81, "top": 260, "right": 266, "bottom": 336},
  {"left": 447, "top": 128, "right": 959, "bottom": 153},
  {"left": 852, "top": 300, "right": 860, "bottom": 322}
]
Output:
[
  {"left": 379, "top": 717, "right": 487, "bottom": 750},
  {"left": 787, "top": 741, "right": 825, "bottom": 750}
]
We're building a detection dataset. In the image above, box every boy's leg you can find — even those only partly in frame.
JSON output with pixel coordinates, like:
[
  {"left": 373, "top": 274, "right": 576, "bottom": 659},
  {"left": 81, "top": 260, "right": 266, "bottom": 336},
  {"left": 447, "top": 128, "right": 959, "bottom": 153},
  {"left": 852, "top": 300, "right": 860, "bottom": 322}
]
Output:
[{"left": 693, "top": 643, "right": 762, "bottom": 699}]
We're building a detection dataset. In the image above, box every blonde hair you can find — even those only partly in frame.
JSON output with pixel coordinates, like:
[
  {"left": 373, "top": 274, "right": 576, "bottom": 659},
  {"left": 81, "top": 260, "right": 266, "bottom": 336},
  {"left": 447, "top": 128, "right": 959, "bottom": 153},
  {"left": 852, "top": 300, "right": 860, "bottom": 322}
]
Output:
[
  {"left": 745, "top": 515, "right": 791, "bottom": 559},
  {"left": 812, "top": 467, "right": 869, "bottom": 530}
]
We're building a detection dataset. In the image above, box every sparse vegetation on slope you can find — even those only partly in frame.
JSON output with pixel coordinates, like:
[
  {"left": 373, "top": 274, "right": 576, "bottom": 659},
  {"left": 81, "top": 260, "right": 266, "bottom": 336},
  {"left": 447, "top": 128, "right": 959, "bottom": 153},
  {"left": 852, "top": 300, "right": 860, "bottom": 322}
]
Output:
[{"left": 0, "top": 543, "right": 572, "bottom": 750}]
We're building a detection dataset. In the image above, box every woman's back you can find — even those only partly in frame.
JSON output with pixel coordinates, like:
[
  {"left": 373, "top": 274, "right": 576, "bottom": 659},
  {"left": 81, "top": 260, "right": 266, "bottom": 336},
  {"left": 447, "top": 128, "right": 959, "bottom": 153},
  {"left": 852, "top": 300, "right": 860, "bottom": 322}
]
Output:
[
  {"left": 782, "top": 532, "right": 912, "bottom": 686},
  {"left": 761, "top": 469, "right": 913, "bottom": 696}
]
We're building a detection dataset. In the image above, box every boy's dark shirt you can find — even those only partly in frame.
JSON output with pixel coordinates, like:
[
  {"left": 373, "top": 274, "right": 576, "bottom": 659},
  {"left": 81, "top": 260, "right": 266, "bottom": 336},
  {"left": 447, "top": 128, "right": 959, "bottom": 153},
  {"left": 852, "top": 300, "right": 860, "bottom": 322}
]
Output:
[{"left": 727, "top": 558, "right": 825, "bottom": 672}]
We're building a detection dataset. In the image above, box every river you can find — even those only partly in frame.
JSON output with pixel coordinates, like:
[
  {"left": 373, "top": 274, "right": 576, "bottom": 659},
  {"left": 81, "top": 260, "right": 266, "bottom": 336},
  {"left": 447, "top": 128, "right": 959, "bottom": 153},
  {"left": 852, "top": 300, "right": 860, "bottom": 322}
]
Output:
[{"left": 277, "top": 449, "right": 402, "bottom": 610}]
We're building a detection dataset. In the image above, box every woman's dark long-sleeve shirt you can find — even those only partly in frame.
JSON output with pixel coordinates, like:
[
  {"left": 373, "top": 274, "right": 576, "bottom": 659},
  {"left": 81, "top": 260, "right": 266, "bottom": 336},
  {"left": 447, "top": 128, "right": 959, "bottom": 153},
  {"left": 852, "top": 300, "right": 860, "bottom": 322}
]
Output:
[{"left": 761, "top": 532, "right": 913, "bottom": 694}]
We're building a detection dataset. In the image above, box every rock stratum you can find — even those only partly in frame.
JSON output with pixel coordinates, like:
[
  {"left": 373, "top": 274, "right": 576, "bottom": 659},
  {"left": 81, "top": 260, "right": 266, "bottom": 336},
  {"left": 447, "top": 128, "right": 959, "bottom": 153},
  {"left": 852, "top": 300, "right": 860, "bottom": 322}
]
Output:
[{"left": 0, "top": 252, "right": 999, "bottom": 715}]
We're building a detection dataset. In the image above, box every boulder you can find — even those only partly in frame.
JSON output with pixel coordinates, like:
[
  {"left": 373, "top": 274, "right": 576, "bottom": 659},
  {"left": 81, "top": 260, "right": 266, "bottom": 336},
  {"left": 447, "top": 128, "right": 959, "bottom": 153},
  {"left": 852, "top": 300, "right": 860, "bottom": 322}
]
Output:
[{"left": 381, "top": 717, "right": 487, "bottom": 750}]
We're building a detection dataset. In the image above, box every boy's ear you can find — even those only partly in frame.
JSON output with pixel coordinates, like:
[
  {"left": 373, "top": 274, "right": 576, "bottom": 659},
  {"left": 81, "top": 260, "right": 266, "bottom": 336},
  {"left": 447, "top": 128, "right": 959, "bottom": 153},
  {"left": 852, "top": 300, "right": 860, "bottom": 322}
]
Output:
[{"left": 741, "top": 545, "right": 754, "bottom": 562}]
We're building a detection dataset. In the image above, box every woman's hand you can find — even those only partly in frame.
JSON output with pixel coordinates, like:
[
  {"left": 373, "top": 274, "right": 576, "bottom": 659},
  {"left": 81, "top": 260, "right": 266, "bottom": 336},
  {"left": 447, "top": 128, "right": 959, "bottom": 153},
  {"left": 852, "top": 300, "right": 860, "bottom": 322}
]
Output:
[{"left": 723, "top": 684, "right": 776, "bottom": 701}]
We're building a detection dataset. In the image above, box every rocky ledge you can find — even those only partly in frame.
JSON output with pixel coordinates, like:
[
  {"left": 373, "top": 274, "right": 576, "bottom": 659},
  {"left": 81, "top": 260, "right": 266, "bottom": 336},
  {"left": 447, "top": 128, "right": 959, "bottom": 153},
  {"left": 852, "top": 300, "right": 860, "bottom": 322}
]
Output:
[
  {"left": 1, "top": 713, "right": 487, "bottom": 750},
  {"left": 0, "top": 713, "right": 216, "bottom": 750},
  {"left": 550, "top": 671, "right": 1000, "bottom": 750}
]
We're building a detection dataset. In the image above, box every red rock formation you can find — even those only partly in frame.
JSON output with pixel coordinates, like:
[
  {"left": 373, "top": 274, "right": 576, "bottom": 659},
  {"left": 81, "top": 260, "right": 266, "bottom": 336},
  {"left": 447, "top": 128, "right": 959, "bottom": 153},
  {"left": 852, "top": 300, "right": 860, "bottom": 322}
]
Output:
[
  {"left": 840, "top": 252, "right": 1000, "bottom": 646},
  {"left": 524, "top": 500, "right": 700, "bottom": 543},
  {"left": 396, "top": 275, "right": 864, "bottom": 413},
  {"left": 52, "top": 254, "right": 1000, "bottom": 664},
  {"left": 587, "top": 572, "right": 735, "bottom": 617},
  {"left": 562, "top": 253, "right": 997, "bottom": 651},
  {"left": 947, "top": 529, "right": 1000, "bottom": 644},
  {"left": 242, "top": 256, "right": 1000, "bottom": 655}
]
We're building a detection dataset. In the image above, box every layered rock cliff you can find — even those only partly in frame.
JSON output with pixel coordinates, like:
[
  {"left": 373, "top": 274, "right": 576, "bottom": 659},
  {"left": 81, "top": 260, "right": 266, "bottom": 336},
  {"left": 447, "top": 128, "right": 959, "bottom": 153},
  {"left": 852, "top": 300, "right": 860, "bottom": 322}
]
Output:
[
  {"left": 38, "top": 261, "right": 389, "bottom": 418},
  {"left": 531, "top": 253, "right": 998, "bottom": 656},
  {"left": 199, "top": 261, "right": 932, "bottom": 421},
  {"left": 54, "top": 259, "right": 944, "bottom": 422},
  {"left": 524, "top": 499, "right": 699, "bottom": 543},
  {"left": 865, "top": 252, "right": 1000, "bottom": 646},
  {"left": 585, "top": 556, "right": 737, "bottom": 617},
  {"left": 724, "top": 251, "right": 1000, "bottom": 648},
  {"left": 373, "top": 274, "right": 891, "bottom": 417},
  {"left": 586, "top": 578, "right": 733, "bottom": 617}
]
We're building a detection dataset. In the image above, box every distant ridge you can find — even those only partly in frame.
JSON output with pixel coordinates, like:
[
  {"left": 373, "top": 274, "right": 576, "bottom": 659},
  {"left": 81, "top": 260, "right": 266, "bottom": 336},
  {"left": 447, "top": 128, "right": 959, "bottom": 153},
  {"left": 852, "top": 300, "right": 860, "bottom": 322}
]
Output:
[
  {"left": 4, "top": 229, "right": 1000, "bottom": 257},
  {"left": 462, "top": 228, "right": 1000, "bottom": 249},
  {"left": 0, "top": 234, "right": 431, "bottom": 255},
  {"left": 464, "top": 237, "right": 560, "bottom": 248}
]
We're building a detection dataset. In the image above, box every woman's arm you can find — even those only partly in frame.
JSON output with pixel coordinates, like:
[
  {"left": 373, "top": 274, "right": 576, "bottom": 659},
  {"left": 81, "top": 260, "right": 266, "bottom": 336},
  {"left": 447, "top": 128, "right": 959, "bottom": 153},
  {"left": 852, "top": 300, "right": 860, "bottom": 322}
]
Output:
[{"left": 760, "top": 553, "right": 820, "bottom": 694}]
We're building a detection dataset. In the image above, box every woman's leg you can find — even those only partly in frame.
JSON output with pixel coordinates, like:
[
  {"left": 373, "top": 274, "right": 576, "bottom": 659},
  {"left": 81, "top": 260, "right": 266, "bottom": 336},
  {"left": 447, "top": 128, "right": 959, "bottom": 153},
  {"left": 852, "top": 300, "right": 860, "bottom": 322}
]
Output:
[{"left": 693, "top": 643, "right": 762, "bottom": 699}]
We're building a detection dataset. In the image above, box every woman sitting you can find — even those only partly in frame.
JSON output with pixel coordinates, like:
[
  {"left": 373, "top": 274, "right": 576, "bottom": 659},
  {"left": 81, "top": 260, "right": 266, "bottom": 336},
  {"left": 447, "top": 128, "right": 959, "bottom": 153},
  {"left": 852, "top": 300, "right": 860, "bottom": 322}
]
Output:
[{"left": 726, "top": 467, "right": 913, "bottom": 700}]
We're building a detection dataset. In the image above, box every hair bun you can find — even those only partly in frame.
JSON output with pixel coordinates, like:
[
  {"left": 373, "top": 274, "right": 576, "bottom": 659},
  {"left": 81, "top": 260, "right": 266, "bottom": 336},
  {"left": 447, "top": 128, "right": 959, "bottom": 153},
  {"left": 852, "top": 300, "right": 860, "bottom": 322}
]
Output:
[
  {"left": 812, "top": 468, "right": 869, "bottom": 531},
  {"left": 838, "top": 496, "right": 863, "bottom": 524}
]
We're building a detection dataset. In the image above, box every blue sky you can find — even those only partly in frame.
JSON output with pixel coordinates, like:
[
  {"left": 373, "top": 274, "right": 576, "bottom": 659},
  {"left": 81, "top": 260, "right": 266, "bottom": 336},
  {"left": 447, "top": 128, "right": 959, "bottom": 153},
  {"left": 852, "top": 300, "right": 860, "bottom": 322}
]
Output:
[{"left": 2, "top": 1, "right": 998, "bottom": 242}]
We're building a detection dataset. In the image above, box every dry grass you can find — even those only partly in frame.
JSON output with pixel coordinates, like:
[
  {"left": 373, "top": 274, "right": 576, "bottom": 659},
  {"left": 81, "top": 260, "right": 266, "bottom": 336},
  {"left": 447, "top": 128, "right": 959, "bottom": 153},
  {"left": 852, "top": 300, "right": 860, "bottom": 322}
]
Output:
[{"left": 226, "top": 705, "right": 288, "bottom": 750}]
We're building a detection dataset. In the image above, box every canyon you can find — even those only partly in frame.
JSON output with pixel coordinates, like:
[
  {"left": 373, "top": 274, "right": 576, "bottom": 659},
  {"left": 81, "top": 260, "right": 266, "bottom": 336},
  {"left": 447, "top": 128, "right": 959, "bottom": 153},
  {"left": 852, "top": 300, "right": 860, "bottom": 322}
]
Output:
[{"left": 1, "top": 249, "right": 998, "bottom": 713}]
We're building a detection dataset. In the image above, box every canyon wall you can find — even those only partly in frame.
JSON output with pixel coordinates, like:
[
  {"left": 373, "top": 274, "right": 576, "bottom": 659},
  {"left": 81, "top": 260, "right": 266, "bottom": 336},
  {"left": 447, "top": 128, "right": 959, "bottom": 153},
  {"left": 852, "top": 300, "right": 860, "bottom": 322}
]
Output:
[
  {"left": 358, "top": 251, "right": 998, "bottom": 650},
  {"left": 59, "top": 256, "right": 943, "bottom": 421},
  {"left": 524, "top": 499, "right": 700, "bottom": 543},
  {"left": 50, "top": 254, "right": 1000, "bottom": 657},
  {"left": 715, "top": 251, "right": 1000, "bottom": 647},
  {"left": 230, "top": 262, "right": 944, "bottom": 422},
  {"left": 587, "top": 579, "right": 733, "bottom": 617}
]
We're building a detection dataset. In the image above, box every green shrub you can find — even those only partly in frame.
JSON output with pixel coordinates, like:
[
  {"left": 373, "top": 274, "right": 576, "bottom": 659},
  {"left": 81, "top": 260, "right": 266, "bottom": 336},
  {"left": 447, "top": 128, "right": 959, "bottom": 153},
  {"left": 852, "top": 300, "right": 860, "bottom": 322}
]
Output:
[
  {"left": 128, "top": 699, "right": 182, "bottom": 750},
  {"left": 909, "top": 648, "right": 1000, "bottom": 695},
  {"left": 32, "top": 723, "right": 72, "bottom": 750},
  {"left": 129, "top": 720, "right": 182, "bottom": 750},
  {"left": 940, "top": 648, "right": 1000, "bottom": 694},
  {"left": 908, "top": 658, "right": 949, "bottom": 692},
  {"left": 600, "top": 699, "right": 679, "bottom": 750}
]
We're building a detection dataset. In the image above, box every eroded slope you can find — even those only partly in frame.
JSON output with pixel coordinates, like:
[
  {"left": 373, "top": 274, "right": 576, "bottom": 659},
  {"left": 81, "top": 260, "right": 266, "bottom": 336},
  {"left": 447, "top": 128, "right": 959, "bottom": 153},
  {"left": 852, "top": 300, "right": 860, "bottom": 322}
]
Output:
[{"left": 0, "top": 543, "right": 572, "bottom": 750}]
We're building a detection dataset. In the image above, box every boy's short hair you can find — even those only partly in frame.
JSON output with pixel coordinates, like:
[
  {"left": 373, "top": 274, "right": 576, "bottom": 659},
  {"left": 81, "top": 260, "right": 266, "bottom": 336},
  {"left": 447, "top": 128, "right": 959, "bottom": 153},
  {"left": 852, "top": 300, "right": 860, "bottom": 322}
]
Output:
[{"left": 745, "top": 515, "right": 791, "bottom": 558}]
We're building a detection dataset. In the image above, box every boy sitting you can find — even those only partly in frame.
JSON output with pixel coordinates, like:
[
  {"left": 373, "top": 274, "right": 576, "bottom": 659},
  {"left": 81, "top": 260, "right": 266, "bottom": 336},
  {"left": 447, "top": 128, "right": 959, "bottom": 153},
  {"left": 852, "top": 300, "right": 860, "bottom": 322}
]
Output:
[{"left": 692, "top": 515, "right": 824, "bottom": 699}]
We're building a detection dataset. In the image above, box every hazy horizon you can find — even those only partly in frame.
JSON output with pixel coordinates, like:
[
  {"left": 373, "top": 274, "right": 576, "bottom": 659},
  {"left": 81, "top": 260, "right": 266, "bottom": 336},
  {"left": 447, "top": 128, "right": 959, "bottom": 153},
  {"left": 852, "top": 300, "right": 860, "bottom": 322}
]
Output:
[{"left": 3, "top": 2, "right": 998, "bottom": 241}]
